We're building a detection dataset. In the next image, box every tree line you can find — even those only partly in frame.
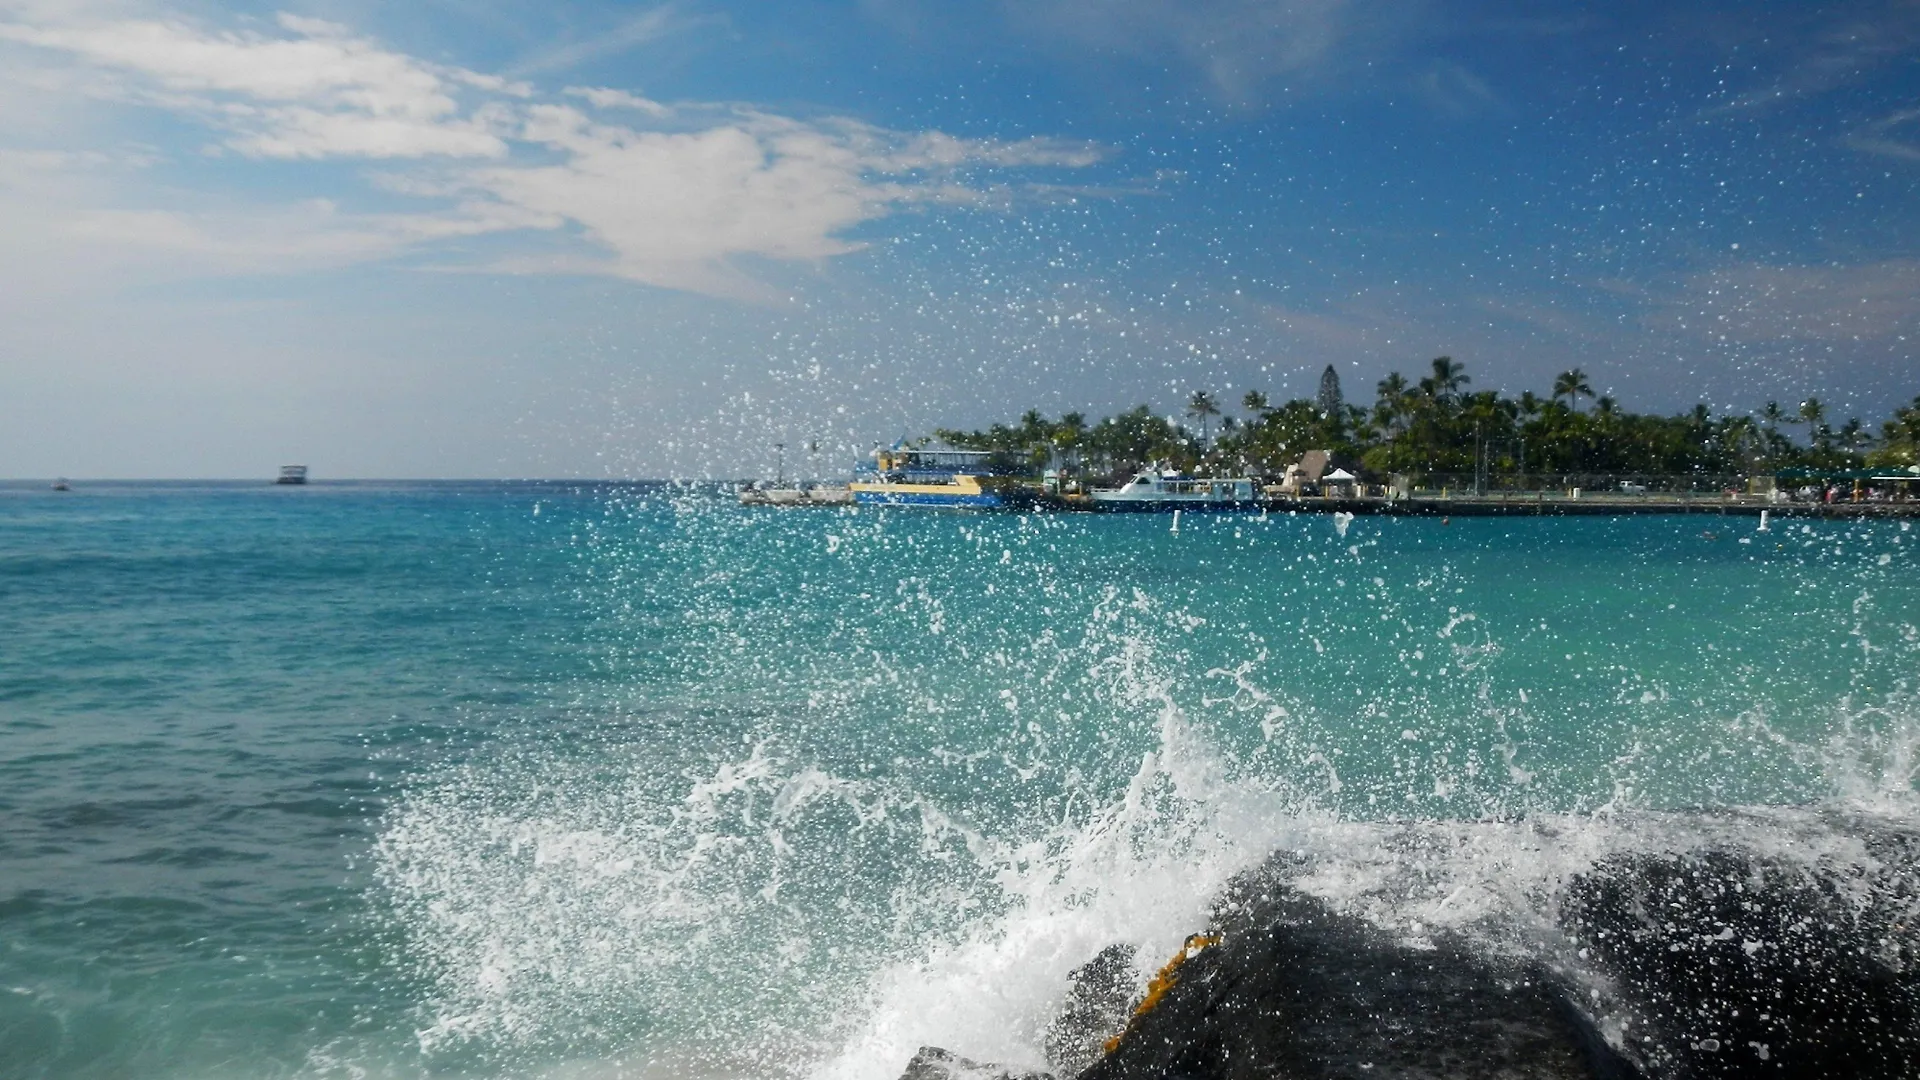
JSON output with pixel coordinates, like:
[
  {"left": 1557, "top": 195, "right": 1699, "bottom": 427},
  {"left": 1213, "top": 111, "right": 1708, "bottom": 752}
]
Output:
[{"left": 932, "top": 358, "right": 1920, "bottom": 483}]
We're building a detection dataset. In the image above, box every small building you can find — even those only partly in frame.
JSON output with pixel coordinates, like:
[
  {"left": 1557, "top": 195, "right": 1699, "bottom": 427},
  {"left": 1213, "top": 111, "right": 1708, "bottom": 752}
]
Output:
[{"left": 1273, "top": 450, "right": 1365, "bottom": 497}]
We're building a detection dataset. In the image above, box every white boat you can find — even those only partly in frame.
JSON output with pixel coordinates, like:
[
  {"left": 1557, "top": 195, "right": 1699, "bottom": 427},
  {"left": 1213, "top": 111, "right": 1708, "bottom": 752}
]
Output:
[
  {"left": 276, "top": 465, "right": 308, "bottom": 485},
  {"left": 737, "top": 483, "right": 856, "bottom": 507},
  {"left": 1090, "top": 470, "right": 1258, "bottom": 509}
]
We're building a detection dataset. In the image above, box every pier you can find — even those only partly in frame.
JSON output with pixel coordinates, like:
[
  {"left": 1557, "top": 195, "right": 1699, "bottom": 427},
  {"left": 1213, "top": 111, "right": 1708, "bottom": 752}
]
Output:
[
  {"left": 1064, "top": 492, "right": 1920, "bottom": 519},
  {"left": 732, "top": 480, "right": 1918, "bottom": 517}
]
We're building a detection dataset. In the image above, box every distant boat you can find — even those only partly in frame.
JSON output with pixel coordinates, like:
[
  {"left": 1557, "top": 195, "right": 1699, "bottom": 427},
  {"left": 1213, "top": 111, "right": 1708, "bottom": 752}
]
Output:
[
  {"left": 51, "top": 478, "right": 70, "bottom": 491},
  {"left": 276, "top": 465, "right": 308, "bottom": 485}
]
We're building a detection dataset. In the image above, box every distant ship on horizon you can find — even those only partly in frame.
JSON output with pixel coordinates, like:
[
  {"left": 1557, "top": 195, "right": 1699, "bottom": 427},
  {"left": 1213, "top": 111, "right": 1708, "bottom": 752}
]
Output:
[{"left": 276, "top": 465, "right": 308, "bottom": 485}]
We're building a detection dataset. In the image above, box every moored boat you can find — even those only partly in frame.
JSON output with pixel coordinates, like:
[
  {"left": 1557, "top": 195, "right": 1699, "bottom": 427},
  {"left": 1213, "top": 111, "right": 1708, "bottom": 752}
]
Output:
[
  {"left": 848, "top": 446, "right": 1033, "bottom": 509},
  {"left": 1089, "top": 469, "right": 1258, "bottom": 510},
  {"left": 738, "top": 483, "right": 853, "bottom": 506}
]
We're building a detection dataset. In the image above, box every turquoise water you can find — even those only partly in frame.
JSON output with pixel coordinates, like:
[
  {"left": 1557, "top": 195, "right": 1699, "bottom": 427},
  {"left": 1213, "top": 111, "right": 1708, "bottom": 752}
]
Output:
[{"left": 1, "top": 482, "right": 1914, "bottom": 1078}]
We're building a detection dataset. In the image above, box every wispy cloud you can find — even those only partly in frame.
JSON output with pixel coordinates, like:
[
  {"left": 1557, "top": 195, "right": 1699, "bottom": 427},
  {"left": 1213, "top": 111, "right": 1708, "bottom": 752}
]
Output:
[
  {"left": 999, "top": 0, "right": 1426, "bottom": 106},
  {"left": 1650, "top": 259, "right": 1920, "bottom": 344},
  {"left": 0, "top": 12, "right": 516, "bottom": 158},
  {"left": 1412, "top": 60, "right": 1502, "bottom": 119},
  {"left": 509, "top": 5, "right": 701, "bottom": 77},
  {"left": 0, "top": 6, "right": 1109, "bottom": 299},
  {"left": 565, "top": 85, "right": 672, "bottom": 117},
  {"left": 1843, "top": 106, "right": 1920, "bottom": 161},
  {"left": 1701, "top": 0, "right": 1920, "bottom": 116}
]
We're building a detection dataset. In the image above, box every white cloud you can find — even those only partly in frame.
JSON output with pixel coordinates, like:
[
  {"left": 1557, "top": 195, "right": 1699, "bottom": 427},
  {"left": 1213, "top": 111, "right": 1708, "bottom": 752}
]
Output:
[
  {"left": 0, "top": 6, "right": 1109, "bottom": 298},
  {"left": 457, "top": 105, "right": 1103, "bottom": 298},
  {"left": 565, "top": 86, "right": 672, "bottom": 117},
  {"left": 0, "top": 11, "right": 508, "bottom": 158}
]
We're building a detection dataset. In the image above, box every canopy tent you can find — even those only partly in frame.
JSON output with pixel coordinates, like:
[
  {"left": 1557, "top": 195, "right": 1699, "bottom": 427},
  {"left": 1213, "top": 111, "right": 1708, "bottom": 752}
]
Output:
[{"left": 1775, "top": 466, "right": 1920, "bottom": 481}]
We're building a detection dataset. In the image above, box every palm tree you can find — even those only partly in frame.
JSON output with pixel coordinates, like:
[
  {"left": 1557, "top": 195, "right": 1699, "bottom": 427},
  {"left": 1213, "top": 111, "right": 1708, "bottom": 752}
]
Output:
[
  {"left": 1375, "top": 373, "right": 1411, "bottom": 434},
  {"left": 1552, "top": 369, "right": 1593, "bottom": 412},
  {"left": 1837, "top": 417, "right": 1869, "bottom": 455},
  {"left": 1241, "top": 390, "right": 1270, "bottom": 415},
  {"left": 1186, "top": 390, "right": 1221, "bottom": 450},
  {"left": 1055, "top": 411, "right": 1088, "bottom": 444},
  {"left": 1722, "top": 415, "right": 1762, "bottom": 470},
  {"left": 1428, "top": 356, "right": 1469, "bottom": 405},
  {"left": 1760, "top": 401, "right": 1785, "bottom": 431}
]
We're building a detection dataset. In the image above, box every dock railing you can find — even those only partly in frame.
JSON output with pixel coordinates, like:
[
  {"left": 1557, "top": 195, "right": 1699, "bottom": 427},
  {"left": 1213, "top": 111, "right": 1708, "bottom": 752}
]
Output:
[{"left": 1385, "top": 473, "right": 1756, "bottom": 503}]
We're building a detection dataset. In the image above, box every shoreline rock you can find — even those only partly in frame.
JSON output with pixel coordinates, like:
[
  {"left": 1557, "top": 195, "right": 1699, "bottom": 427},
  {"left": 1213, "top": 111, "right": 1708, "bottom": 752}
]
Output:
[{"left": 900, "top": 827, "right": 1920, "bottom": 1080}]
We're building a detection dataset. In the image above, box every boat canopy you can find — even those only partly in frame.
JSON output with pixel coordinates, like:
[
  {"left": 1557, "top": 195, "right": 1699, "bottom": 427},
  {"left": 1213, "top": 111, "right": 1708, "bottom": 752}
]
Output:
[{"left": 860, "top": 445, "right": 1028, "bottom": 481}]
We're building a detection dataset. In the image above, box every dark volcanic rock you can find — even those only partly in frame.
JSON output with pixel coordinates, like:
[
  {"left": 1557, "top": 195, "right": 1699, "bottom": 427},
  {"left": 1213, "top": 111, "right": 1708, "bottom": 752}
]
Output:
[
  {"left": 897, "top": 1045, "right": 1053, "bottom": 1080},
  {"left": 1083, "top": 865, "right": 1636, "bottom": 1080},
  {"left": 1563, "top": 846, "right": 1920, "bottom": 1079},
  {"left": 1045, "top": 943, "right": 1138, "bottom": 1077},
  {"left": 924, "top": 824, "right": 1919, "bottom": 1080}
]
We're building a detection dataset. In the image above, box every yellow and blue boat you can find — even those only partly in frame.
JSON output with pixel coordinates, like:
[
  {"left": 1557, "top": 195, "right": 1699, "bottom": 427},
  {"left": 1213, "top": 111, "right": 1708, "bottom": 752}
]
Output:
[{"left": 848, "top": 446, "right": 1034, "bottom": 508}]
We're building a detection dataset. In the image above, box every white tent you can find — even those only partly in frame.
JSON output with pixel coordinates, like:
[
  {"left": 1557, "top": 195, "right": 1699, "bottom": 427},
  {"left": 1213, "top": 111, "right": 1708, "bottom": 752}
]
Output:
[{"left": 1324, "top": 468, "right": 1357, "bottom": 481}]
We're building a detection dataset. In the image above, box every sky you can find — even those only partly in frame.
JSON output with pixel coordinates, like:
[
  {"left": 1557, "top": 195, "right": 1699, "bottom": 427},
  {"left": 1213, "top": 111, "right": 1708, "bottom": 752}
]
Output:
[{"left": 1, "top": 0, "right": 1916, "bottom": 478}]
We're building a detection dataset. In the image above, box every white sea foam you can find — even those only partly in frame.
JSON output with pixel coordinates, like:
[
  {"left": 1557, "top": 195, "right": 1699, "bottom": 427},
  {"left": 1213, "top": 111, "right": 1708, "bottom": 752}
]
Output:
[{"left": 371, "top": 521, "right": 1920, "bottom": 1080}]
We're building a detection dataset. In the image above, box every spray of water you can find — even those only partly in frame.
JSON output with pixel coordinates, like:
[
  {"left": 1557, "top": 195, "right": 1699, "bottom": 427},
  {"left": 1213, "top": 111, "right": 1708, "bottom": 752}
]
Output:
[{"left": 370, "top": 508, "right": 1919, "bottom": 1079}]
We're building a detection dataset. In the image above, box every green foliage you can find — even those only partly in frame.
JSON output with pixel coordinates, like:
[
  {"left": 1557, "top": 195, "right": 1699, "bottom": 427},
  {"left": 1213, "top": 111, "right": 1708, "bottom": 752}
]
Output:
[
  {"left": 1868, "top": 396, "right": 1920, "bottom": 468},
  {"left": 932, "top": 363, "right": 1910, "bottom": 482}
]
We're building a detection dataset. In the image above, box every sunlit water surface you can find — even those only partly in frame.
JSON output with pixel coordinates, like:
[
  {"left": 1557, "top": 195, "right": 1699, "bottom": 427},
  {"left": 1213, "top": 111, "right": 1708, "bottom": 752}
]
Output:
[{"left": 1, "top": 481, "right": 1914, "bottom": 1078}]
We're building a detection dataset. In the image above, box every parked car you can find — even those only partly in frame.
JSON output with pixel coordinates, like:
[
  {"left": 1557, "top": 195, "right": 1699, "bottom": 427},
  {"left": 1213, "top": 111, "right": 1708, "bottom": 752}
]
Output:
[{"left": 1618, "top": 480, "right": 1647, "bottom": 493}]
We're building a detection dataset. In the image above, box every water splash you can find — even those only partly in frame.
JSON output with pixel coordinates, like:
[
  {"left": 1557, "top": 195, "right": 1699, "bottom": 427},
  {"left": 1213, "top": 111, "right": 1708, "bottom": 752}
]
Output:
[{"left": 367, "top": 509, "right": 1920, "bottom": 1079}]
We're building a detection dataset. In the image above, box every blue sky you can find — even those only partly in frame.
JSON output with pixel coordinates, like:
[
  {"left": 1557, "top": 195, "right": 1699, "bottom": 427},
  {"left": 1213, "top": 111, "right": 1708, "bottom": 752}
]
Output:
[{"left": 1, "top": 0, "right": 1916, "bottom": 477}]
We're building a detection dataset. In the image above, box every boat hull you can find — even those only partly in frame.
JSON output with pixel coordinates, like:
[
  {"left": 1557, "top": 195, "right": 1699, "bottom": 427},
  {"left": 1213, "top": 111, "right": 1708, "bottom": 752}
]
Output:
[{"left": 1088, "top": 497, "right": 1262, "bottom": 512}]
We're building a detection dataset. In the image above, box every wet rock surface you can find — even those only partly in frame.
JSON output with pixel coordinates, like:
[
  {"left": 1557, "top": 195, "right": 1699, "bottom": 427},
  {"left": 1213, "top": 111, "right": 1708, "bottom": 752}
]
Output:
[
  {"left": 1043, "top": 943, "right": 1137, "bottom": 1077},
  {"left": 1563, "top": 843, "right": 1920, "bottom": 1079},
  {"left": 1080, "top": 880, "right": 1628, "bottom": 1080},
  {"left": 897, "top": 1045, "right": 1053, "bottom": 1080},
  {"left": 900, "top": 827, "right": 1920, "bottom": 1080}
]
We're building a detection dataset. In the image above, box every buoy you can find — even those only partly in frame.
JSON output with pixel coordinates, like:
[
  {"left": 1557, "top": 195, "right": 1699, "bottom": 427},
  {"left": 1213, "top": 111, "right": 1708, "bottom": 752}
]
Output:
[
  {"left": 1758, "top": 510, "right": 1770, "bottom": 532},
  {"left": 1171, "top": 509, "right": 1181, "bottom": 534}
]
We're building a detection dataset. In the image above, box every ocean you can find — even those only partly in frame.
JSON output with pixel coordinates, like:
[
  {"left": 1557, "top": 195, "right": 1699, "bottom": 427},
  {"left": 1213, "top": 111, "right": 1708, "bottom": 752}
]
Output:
[{"left": 1, "top": 480, "right": 1914, "bottom": 1079}]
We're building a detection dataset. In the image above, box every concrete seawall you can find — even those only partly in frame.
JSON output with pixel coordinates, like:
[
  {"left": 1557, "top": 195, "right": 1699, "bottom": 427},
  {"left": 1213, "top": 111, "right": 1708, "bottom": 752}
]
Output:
[{"left": 1044, "top": 495, "right": 1920, "bottom": 518}]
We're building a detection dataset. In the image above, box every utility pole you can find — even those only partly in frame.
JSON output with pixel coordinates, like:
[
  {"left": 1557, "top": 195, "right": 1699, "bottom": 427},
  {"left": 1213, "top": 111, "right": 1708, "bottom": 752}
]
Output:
[
  {"left": 775, "top": 442, "right": 786, "bottom": 486},
  {"left": 1474, "top": 419, "right": 1484, "bottom": 496}
]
